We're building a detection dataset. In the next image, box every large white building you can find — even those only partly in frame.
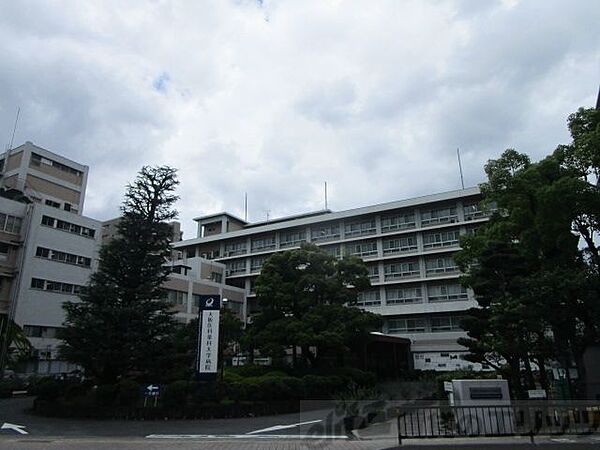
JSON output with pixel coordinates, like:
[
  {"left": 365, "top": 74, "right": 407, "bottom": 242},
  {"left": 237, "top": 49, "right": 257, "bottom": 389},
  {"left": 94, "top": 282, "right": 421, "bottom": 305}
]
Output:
[{"left": 173, "top": 187, "right": 492, "bottom": 371}]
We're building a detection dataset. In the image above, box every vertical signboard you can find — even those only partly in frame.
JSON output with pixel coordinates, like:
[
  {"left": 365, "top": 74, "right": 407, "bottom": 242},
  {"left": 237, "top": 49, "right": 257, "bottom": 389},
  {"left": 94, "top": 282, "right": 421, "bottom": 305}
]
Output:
[{"left": 196, "top": 295, "right": 220, "bottom": 378}]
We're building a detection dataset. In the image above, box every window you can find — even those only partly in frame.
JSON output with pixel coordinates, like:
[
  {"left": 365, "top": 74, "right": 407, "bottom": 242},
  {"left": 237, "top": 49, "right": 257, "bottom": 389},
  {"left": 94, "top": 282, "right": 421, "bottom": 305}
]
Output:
[
  {"left": 45, "top": 199, "right": 61, "bottom": 208},
  {"left": 41, "top": 215, "right": 96, "bottom": 238},
  {"left": 35, "top": 246, "right": 91, "bottom": 268},
  {"left": 251, "top": 236, "right": 276, "bottom": 252},
  {"left": 167, "top": 290, "right": 187, "bottom": 306},
  {"left": 386, "top": 286, "right": 422, "bottom": 304},
  {"left": 344, "top": 218, "right": 376, "bottom": 237},
  {"left": 23, "top": 325, "right": 60, "bottom": 339},
  {"left": 0, "top": 213, "right": 22, "bottom": 234},
  {"left": 31, "top": 152, "right": 83, "bottom": 177},
  {"left": 367, "top": 265, "right": 379, "bottom": 282},
  {"left": 345, "top": 240, "right": 377, "bottom": 258},
  {"left": 463, "top": 202, "right": 484, "bottom": 220},
  {"left": 321, "top": 245, "right": 341, "bottom": 259},
  {"left": 224, "top": 241, "right": 247, "bottom": 257},
  {"left": 280, "top": 229, "right": 306, "bottom": 248},
  {"left": 382, "top": 235, "right": 417, "bottom": 254},
  {"left": 428, "top": 284, "right": 468, "bottom": 302},
  {"left": 355, "top": 290, "right": 381, "bottom": 306},
  {"left": 0, "top": 243, "right": 9, "bottom": 261},
  {"left": 425, "top": 256, "right": 458, "bottom": 275},
  {"left": 381, "top": 212, "right": 416, "bottom": 232},
  {"left": 311, "top": 223, "right": 340, "bottom": 242},
  {"left": 420, "top": 206, "right": 458, "bottom": 226},
  {"left": 423, "top": 230, "right": 460, "bottom": 249},
  {"left": 388, "top": 318, "right": 426, "bottom": 333},
  {"left": 226, "top": 260, "right": 246, "bottom": 275},
  {"left": 30, "top": 277, "right": 82, "bottom": 295},
  {"left": 64, "top": 203, "right": 71, "bottom": 212},
  {"left": 250, "top": 256, "right": 267, "bottom": 272},
  {"left": 431, "top": 315, "right": 464, "bottom": 332},
  {"left": 384, "top": 261, "right": 420, "bottom": 281},
  {"left": 210, "top": 272, "right": 222, "bottom": 283}
]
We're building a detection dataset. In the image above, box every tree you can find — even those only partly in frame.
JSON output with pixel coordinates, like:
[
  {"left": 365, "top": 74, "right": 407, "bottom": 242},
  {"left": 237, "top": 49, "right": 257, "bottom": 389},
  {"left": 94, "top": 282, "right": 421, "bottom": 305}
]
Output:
[
  {"left": 59, "top": 166, "right": 180, "bottom": 383},
  {"left": 244, "top": 243, "right": 381, "bottom": 369},
  {"left": 0, "top": 318, "right": 32, "bottom": 373},
  {"left": 457, "top": 107, "right": 600, "bottom": 397}
]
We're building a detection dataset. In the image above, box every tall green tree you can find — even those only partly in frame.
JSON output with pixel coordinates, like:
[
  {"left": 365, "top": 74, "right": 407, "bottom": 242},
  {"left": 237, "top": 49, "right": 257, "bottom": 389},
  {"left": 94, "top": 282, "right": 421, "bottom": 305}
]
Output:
[
  {"left": 60, "top": 166, "right": 179, "bottom": 383},
  {"left": 244, "top": 243, "right": 381, "bottom": 369},
  {"left": 457, "top": 107, "right": 600, "bottom": 397}
]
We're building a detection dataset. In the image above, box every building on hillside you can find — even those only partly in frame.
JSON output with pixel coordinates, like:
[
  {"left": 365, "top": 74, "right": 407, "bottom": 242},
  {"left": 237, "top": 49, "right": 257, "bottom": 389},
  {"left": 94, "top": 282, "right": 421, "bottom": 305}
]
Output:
[{"left": 173, "top": 187, "right": 493, "bottom": 371}]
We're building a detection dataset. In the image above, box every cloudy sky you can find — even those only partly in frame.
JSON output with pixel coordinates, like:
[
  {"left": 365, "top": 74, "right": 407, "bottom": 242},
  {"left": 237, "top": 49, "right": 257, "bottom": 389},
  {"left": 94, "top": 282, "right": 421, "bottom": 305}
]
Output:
[{"left": 0, "top": 0, "right": 598, "bottom": 239}]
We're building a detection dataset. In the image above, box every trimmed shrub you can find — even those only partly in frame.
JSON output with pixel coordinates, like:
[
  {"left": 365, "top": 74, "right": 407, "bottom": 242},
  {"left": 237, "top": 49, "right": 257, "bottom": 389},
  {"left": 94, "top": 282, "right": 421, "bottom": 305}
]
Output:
[
  {"left": 95, "top": 384, "right": 118, "bottom": 406},
  {"left": 117, "top": 379, "right": 141, "bottom": 407},
  {"left": 162, "top": 380, "right": 189, "bottom": 409}
]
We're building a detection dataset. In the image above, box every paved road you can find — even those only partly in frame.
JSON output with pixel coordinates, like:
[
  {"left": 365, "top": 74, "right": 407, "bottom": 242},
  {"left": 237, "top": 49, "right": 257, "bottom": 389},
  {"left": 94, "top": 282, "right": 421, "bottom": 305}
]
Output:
[{"left": 2, "top": 398, "right": 600, "bottom": 449}]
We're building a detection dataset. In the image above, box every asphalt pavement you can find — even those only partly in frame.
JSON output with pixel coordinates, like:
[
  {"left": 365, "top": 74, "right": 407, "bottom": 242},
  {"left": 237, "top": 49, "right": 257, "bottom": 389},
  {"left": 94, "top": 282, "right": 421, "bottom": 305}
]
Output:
[{"left": 2, "top": 397, "right": 600, "bottom": 450}]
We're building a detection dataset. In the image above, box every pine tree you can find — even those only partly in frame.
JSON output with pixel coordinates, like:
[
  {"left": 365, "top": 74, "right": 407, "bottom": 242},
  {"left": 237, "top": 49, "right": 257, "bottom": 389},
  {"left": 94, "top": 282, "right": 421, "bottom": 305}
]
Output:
[{"left": 60, "top": 166, "right": 179, "bottom": 383}]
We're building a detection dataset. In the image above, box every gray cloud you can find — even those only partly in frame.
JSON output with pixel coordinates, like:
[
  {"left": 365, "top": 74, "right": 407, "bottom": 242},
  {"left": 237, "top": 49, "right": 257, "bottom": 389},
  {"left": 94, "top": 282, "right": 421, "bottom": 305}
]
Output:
[{"left": 0, "top": 0, "right": 598, "bottom": 239}]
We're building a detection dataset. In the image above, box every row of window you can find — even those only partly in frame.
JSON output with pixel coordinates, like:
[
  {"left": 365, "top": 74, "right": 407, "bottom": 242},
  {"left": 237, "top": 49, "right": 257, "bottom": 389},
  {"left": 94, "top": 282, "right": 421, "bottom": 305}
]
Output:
[
  {"left": 213, "top": 202, "right": 490, "bottom": 258},
  {"left": 45, "top": 199, "right": 76, "bottom": 213},
  {"left": 387, "top": 315, "right": 464, "bottom": 333},
  {"left": 23, "top": 325, "right": 61, "bottom": 339},
  {"left": 31, "top": 277, "right": 83, "bottom": 295},
  {"left": 218, "top": 225, "right": 471, "bottom": 262},
  {"left": 35, "top": 246, "right": 92, "bottom": 268},
  {"left": 0, "top": 213, "right": 22, "bottom": 234},
  {"left": 230, "top": 254, "right": 459, "bottom": 279},
  {"left": 31, "top": 152, "right": 83, "bottom": 177},
  {"left": 355, "top": 284, "right": 468, "bottom": 306},
  {"left": 381, "top": 256, "right": 458, "bottom": 281},
  {"left": 41, "top": 215, "right": 96, "bottom": 238}
]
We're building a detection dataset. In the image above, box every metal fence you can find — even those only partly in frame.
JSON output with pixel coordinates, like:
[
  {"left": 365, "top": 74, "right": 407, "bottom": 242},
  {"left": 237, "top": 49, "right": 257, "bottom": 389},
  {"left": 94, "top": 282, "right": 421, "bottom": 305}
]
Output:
[{"left": 396, "top": 402, "right": 600, "bottom": 444}]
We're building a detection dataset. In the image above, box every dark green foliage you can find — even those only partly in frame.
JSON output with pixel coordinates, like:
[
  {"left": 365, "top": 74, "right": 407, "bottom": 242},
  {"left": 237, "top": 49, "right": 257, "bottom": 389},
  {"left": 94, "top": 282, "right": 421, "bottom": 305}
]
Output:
[
  {"left": 59, "top": 166, "right": 179, "bottom": 383},
  {"left": 162, "top": 380, "right": 190, "bottom": 408},
  {"left": 244, "top": 243, "right": 381, "bottom": 368},
  {"left": 456, "top": 107, "right": 600, "bottom": 398}
]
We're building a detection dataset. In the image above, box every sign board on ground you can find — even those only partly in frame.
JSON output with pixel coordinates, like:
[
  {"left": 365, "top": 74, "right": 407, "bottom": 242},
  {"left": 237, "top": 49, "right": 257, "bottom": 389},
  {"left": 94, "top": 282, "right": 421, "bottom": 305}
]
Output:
[
  {"left": 195, "top": 295, "right": 221, "bottom": 377},
  {"left": 444, "top": 381, "right": 453, "bottom": 392},
  {"left": 528, "top": 389, "right": 547, "bottom": 399},
  {"left": 144, "top": 384, "right": 160, "bottom": 397}
]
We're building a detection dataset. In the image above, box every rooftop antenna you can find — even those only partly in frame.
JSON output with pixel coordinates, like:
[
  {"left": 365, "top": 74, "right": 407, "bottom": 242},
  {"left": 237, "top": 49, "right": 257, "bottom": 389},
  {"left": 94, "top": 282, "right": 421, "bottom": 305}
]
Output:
[
  {"left": 0, "top": 107, "right": 20, "bottom": 188},
  {"left": 266, "top": 210, "right": 270, "bottom": 221},
  {"left": 456, "top": 148, "right": 465, "bottom": 190},
  {"left": 8, "top": 107, "right": 20, "bottom": 152},
  {"left": 324, "top": 181, "right": 328, "bottom": 210},
  {"left": 244, "top": 192, "right": 248, "bottom": 222}
]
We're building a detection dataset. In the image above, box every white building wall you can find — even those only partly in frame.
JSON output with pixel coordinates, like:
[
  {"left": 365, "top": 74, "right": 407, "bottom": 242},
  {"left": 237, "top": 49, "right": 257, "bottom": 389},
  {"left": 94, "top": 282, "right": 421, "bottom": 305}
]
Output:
[{"left": 13, "top": 203, "right": 101, "bottom": 366}]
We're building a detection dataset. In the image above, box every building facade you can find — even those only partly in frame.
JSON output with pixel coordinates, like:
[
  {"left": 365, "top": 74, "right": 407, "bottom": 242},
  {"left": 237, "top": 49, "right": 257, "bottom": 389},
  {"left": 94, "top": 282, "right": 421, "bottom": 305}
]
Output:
[{"left": 174, "top": 187, "right": 492, "bottom": 371}]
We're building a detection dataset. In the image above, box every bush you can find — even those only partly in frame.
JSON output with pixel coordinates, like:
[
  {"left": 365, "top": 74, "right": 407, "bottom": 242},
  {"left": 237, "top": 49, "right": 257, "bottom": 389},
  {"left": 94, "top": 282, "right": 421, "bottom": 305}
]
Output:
[
  {"left": 302, "top": 375, "right": 343, "bottom": 399},
  {"left": 228, "top": 365, "right": 273, "bottom": 378},
  {"left": 95, "top": 384, "right": 118, "bottom": 406},
  {"left": 117, "top": 379, "right": 141, "bottom": 407},
  {"left": 30, "top": 378, "right": 64, "bottom": 400},
  {"left": 162, "top": 380, "right": 189, "bottom": 409}
]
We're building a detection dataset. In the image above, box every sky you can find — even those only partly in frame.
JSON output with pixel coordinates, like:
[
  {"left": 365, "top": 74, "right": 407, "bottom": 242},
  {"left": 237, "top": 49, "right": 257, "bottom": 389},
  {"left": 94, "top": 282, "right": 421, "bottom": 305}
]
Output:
[{"left": 0, "top": 0, "right": 598, "bottom": 240}]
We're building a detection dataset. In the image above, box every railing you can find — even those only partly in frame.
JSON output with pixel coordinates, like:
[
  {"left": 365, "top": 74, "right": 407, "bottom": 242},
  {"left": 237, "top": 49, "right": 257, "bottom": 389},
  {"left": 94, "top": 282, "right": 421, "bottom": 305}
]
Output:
[{"left": 396, "top": 403, "right": 600, "bottom": 445}]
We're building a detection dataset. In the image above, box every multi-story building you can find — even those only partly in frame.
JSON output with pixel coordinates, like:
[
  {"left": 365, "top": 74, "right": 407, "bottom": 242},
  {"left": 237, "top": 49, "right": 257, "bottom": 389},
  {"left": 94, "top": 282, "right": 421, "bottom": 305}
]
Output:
[
  {"left": 0, "top": 142, "right": 101, "bottom": 374},
  {"left": 173, "top": 187, "right": 492, "bottom": 371},
  {"left": 0, "top": 141, "right": 89, "bottom": 214}
]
